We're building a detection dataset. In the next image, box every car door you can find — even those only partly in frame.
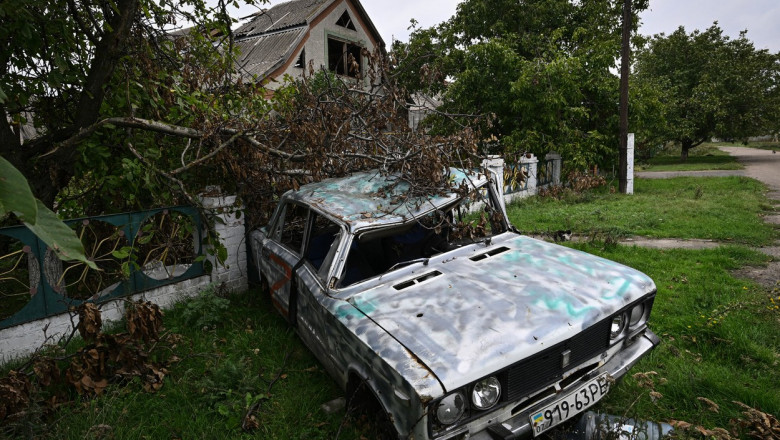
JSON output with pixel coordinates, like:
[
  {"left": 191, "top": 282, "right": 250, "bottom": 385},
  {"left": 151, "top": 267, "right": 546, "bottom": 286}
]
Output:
[
  {"left": 262, "top": 202, "right": 307, "bottom": 322},
  {"left": 293, "top": 212, "right": 345, "bottom": 374}
]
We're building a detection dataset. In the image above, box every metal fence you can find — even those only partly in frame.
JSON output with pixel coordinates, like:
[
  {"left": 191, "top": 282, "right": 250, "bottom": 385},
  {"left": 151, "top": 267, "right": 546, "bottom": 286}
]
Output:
[
  {"left": 0, "top": 207, "right": 204, "bottom": 330},
  {"left": 538, "top": 157, "right": 555, "bottom": 187},
  {"left": 503, "top": 162, "right": 531, "bottom": 194}
]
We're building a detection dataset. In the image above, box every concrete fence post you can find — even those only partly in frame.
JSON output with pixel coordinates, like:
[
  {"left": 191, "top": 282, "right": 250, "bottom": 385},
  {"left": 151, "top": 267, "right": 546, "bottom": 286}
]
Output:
[
  {"left": 200, "top": 191, "right": 248, "bottom": 293},
  {"left": 627, "top": 133, "right": 635, "bottom": 195},
  {"left": 520, "top": 154, "right": 539, "bottom": 195},
  {"left": 482, "top": 155, "right": 506, "bottom": 213},
  {"left": 545, "top": 151, "right": 562, "bottom": 185},
  {"left": 482, "top": 155, "right": 505, "bottom": 197}
]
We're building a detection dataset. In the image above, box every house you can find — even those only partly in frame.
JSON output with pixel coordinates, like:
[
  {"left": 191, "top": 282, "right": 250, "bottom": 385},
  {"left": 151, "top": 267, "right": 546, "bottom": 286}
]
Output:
[{"left": 233, "top": 0, "right": 385, "bottom": 88}]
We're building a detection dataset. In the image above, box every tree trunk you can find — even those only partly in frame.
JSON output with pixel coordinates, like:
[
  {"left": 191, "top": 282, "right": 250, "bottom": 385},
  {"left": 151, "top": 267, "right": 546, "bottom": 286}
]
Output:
[
  {"left": 681, "top": 140, "right": 692, "bottom": 161},
  {"left": 618, "top": 0, "right": 631, "bottom": 194},
  {"left": 2, "top": 0, "right": 139, "bottom": 209}
]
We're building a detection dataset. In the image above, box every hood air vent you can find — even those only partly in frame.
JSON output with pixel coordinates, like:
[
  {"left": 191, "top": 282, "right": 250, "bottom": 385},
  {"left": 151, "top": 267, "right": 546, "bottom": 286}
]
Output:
[
  {"left": 470, "top": 246, "right": 510, "bottom": 262},
  {"left": 393, "top": 271, "right": 442, "bottom": 291}
]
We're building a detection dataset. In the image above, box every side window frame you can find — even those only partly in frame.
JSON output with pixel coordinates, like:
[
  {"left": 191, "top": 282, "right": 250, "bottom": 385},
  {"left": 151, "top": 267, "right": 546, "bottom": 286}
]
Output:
[
  {"left": 301, "top": 211, "right": 344, "bottom": 280},
  {"left": 275, "top": 202, "right": 309, "bottom": 256}
]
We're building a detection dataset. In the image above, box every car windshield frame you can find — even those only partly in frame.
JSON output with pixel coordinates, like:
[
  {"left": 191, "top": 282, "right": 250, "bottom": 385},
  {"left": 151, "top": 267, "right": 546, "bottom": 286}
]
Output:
[{"left": 327, "top": 178, "right": 508, "bottom": 291}]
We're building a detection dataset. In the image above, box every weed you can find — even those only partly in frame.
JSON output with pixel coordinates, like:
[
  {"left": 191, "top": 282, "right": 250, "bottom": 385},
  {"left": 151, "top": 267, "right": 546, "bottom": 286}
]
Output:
[
  {"left": 507, "top": 177, "right": 777, "bottom": 246},
  {"left": 176, "top": 283, "right": 231, "bottom": 330}
]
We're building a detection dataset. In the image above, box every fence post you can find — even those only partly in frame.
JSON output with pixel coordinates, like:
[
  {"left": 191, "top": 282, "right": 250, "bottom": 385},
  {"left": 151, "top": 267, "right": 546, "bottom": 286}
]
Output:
[
  {"left": 482, "top": 155, "right": 505, "bottom": 196},
  {"left": 545, "top": 151, "right": 562, "bottom": 185},
  {"left": 627, "top": 133, "right": 635, "bottom": 195},
  {"left": 482, "top": 155, "right": 506, "bottom": 212},
  {"left": 520, "top": 153, "right": 539, "bottom": 195},
  {"left": 200, "top": 191, "right": 248, "bottom": 293}
]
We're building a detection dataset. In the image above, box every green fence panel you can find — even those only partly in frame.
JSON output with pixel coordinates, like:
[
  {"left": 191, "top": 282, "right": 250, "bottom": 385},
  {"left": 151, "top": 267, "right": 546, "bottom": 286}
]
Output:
[{"left": 0, "top": 206, "right": 204, "bottom": 330}]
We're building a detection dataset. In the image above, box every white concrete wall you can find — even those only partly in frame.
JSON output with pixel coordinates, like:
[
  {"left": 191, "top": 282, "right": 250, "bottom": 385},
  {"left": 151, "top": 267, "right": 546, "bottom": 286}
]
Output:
[
  {"left": 0, "top": 195, "right": 248, "bottom": 365},
  {"left": 281, "top": 0, "right": 379, "bottom": 87},
  {"left": 201, "top": 194, "right": 248, "bottom": 293},
  {"left": 0, "top": 275, "right": 211, "bottom": 364}
]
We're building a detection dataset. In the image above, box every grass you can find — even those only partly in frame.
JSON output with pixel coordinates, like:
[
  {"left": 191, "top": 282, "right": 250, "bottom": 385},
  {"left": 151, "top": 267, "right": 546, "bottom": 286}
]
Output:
[
  {"left": 578, "top": 243, "right": 779, "bottom": 435},
  {"left": 2, "top": 290, "right": 371, "bottom": 440},
  {"left": 508, "top": 177, "right": 777, "bottom": 246},
  {"left": 3, "top": 176, "right": 779, "bottom": 439},
  {"left": 5, "top": 247, "right": 777, "bottom": 439},
  {"left": 637, "top": 143, "right": 742, "bottom": 172}
]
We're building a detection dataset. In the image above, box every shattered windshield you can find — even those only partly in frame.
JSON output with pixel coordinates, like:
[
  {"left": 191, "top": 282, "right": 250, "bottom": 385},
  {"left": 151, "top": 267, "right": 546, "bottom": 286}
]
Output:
[{"left": 338, "top": 185, "right": 507, "bottom": 287}]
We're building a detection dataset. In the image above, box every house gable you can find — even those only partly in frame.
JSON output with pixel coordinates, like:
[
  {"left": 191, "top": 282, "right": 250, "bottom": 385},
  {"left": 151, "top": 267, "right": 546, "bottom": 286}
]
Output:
[{"left": 234, "top": 0, "right": 385, "bottom": 87}]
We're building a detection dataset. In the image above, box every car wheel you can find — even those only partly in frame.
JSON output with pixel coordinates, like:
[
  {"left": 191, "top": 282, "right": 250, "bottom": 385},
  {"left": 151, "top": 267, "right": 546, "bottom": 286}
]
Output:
[{"left": 346, "top": 380, "right": 398, "bottom": 440}]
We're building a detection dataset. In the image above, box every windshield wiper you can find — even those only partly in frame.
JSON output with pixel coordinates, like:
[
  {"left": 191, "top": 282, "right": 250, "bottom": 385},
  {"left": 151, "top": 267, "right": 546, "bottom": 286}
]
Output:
[{"left": 386, "top": 258, "right": 429, "bottom": 272}]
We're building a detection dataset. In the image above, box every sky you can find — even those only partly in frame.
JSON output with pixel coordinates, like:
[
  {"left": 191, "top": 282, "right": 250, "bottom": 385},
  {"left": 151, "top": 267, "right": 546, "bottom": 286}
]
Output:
[{"left": 223, "top": 0, "right": 780, "bottom": 53}]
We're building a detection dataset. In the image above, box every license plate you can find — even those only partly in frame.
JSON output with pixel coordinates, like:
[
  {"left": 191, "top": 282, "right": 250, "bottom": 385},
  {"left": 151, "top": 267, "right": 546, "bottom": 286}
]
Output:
[{"left": 530, "top": 374, "right": 610, "bottom": 436}]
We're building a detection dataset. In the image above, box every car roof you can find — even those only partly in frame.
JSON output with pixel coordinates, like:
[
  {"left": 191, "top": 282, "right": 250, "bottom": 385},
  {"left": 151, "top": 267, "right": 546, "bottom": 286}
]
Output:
[{"left": 284, "top": 168, "right": 490, "bottom": 231}]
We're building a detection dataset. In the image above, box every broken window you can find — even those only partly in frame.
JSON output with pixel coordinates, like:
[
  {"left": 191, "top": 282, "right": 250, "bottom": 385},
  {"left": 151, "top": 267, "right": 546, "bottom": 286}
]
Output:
[
  {"left": 335, "top": 10, "right": 356, "bottom": 31},
  {"left": 338, "top": 187, "right": 507, "bottom": 287},
  {"left": 327, "top": 37, "right": 362, "bottom": 77},
  {"left": 278, "top": 203, "right": 308, "bottom": 255},
  {"left": 304, "top": 213, "right": 341, "bottom": 277},
  {"left": 294, "top": 48, "right": 305, "bottom": 68}
]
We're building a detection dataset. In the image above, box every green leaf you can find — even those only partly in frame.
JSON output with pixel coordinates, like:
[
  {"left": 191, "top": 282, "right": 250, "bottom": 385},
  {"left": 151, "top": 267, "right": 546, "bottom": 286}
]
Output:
[
  {"left": 24, "top": 200, "right": 97, "bottom": 269},
  {"left": 112, "top": 248, "right": 130, "bottom": 259},
  {"left": 0, "top": 155, "right": 38, "bottom": 222}
]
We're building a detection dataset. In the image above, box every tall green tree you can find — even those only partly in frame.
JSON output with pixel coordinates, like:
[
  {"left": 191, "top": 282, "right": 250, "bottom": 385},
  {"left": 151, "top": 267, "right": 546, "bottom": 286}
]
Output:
[
  {"left": 1, "top": 0, "right": 482, "bottom": 230},
  {"left": 392, "top": 0, "right": 649, "bottom": 170},
  {"left": 634, "top": 24, "right": 780, "bottom": 160},
  {"left": 0, "top": 0, "right": 264, "bottom": 214}
]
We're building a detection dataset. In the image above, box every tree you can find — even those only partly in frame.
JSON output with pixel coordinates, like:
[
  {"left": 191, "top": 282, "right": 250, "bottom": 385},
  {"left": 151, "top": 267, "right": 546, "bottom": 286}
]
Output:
[
  {"left": 1, "top": 0, "right": 481, "bottom": 230},
  {"left": 392, "top": 0, "right": 649, "bottom": 170},
  {"left": 0, "top": 0, "right": 250, "bottom": 211},
  {"left": 634, "top": 24, "right": 780, "bottom": 160}
]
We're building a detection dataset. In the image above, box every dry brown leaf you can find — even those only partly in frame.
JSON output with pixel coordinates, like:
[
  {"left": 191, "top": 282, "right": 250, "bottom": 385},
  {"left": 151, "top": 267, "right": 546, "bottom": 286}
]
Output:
[
  {"left": 697, "top": 396, "right": 720, "bottom": 413},
  {"left": 77, "top": 303, "right": 102, "bottom": 341}
]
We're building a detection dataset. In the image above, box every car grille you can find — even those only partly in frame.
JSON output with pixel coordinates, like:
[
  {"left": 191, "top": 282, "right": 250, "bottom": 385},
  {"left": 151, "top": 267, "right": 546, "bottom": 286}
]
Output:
[{"left": 499, "top": 319, "right": 611, "bottom": 402}]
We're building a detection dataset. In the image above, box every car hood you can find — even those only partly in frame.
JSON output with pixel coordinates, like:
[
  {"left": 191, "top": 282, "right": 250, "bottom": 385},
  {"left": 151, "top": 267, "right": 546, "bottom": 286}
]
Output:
[{"left": 346, "top": 234, "right": 655, "bottom": 392}]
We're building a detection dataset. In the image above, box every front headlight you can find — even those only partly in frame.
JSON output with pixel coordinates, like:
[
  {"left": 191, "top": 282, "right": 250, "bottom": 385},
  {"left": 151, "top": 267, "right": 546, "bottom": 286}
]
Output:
[
  {"left": 629, "top": 303, "right": 645, "bottom": 326},
  {"left": 436, "top": 391, "right": 466, "bottom": 425},
  {"left": 610, "top": 313, "right": 626, "bottom": 339},
  {"left": 471, "top": 376, "right": 501, "bottom": 410}
]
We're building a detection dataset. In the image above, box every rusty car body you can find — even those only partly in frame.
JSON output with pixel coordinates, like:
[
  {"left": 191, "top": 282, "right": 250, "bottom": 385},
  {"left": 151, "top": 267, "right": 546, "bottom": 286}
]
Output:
[{"left": 249, "top": 168, "right": 659, "bottom": 439}]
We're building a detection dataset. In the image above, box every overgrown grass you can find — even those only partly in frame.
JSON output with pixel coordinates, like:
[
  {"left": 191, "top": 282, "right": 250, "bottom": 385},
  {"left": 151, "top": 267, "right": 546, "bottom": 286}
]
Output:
[
  {"left": 4, "top": 176, "right": 780, "bottom": 439},
  {"left": 508, "top": 177, "right": 777, "bottom": 246},
  {"left": 3, "top": 289, "right": 370, "bottom": 440},
  {"left": 576, "top": 243, "right": 779, "bottom": 435},
  {"left": 637, "top": 143, "right": 742, "bottom": 171},
  {"left": 6, "top": 245, "right": 776, "bottom": 439}
]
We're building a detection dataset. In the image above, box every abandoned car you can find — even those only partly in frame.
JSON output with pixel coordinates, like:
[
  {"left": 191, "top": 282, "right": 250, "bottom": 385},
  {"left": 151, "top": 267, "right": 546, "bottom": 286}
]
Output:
[{"left": 249, "top": 168, "right": 659, "bottom": 439}]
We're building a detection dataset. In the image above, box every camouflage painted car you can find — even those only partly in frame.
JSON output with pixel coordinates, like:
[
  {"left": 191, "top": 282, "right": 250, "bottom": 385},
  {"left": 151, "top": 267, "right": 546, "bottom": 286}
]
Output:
[{"left": 249, "top": 168, "right": 659, "bottom": 440}]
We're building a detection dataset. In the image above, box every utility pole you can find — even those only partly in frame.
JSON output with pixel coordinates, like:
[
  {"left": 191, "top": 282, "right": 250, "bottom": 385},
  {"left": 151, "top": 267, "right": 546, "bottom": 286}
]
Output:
[{"left": 618, "top": 0, "right": 631, "bottom": 193}]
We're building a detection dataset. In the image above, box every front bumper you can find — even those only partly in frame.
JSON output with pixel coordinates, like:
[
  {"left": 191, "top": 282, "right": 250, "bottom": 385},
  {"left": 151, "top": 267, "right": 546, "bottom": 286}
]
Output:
[{"left": 437, "top": 329, "right": 660, "bottom": 440}]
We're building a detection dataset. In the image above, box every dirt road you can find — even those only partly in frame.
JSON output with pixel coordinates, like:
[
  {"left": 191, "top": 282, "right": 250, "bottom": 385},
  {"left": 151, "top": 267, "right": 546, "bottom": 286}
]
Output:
[{"left": 719, "top": 146, "right": 780, "bottom": 201}]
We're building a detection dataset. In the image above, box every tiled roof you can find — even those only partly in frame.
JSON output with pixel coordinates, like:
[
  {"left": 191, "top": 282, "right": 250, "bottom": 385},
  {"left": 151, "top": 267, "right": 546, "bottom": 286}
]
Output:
[
  {"left": 234, "top": 0, "right": 329, "bottom": 38},
  {"left": 233, "top": 0, "right": 384, "bottom": 81},
  {"left": 235, "top": 27, "right": 307, "bottom": 81},
  {"left": 233, "top": 0, "right": 330, "bottom": 80}
]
